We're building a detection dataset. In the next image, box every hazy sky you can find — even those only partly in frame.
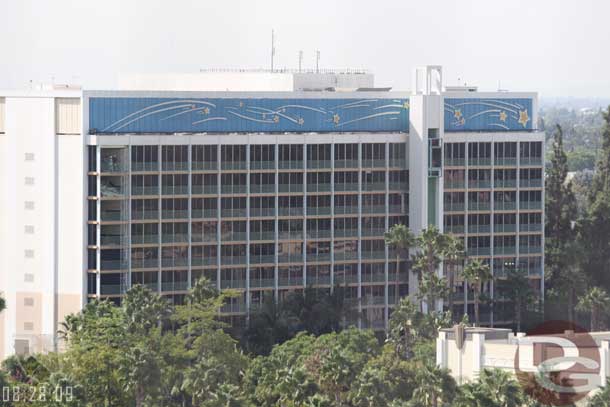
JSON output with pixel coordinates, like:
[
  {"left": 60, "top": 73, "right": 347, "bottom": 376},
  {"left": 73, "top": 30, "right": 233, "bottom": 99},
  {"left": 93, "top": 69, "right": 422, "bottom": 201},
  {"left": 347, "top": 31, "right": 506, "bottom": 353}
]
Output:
[{"left": 1, "top": 0, "right": 609, "bottom": 97}]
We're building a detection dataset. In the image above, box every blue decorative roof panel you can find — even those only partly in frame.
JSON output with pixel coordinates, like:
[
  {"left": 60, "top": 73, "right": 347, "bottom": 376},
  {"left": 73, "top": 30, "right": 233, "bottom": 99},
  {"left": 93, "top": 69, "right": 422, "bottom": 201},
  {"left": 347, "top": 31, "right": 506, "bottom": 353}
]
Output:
[
  {"left": 444, "top": 98, "right": 533, "bottom": 132},
  {"left": 88, "top": 97, "right": 410, "bottom": 134}
]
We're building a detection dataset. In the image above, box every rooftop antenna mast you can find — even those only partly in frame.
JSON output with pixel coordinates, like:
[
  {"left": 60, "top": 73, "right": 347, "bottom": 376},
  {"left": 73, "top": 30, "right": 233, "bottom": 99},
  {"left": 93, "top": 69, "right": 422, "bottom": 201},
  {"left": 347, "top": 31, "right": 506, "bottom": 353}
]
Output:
[
  {"left": 316, "top": 50, "right": 320, "bottom": 73},
  {"left": 271, "top": 29, "right": 276, "bottom": 72}
]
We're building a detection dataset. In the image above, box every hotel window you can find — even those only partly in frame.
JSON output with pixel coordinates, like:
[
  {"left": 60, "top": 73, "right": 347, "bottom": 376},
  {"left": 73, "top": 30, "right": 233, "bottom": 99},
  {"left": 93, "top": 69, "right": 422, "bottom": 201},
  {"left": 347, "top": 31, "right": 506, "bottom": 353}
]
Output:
[
  {"left": 468, "top": 142, "right": 491, "bottom": 164},
  {"left": 444, "top": 142, "right": 465, "bottom": 165},
  {"left": 24, "top": 225, "right": 34, "bottom": 234},
  {"left": 24, "top": 153, "right": 35, "bottom": 161},
  {"left": 24, "top": 274, "right": 34, "bottom": 283},
  {"left": 25, "top": 177, "right": 35, "bottom": 185},
  {"left": 131, "top": 145, "right": 159, "bottom": 172},
  {"left": 24, "top": 249, "right": 35, "bottom": 258},
  {"left": 162, "top": 145, "right": 188, "bottom": 171},
  {"left": 334, "top": 143, "right": 358, "bottom": 165},
  {"left": 24, "top": 298, "right": 34, "bottom": 307},
  {"left": 192, "top": 145, "right": 217, "bottom": 170}
]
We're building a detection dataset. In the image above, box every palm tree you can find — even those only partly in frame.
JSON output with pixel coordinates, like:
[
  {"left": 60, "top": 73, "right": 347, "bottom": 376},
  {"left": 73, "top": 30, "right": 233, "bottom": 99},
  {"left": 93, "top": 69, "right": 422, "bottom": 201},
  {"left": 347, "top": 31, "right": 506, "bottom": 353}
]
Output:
[
  {"left": 588, "top": 379, "right": 610, "bottom": 407},
  {"left": 410, "top": 362, "right": 456, "bottom": 407},
  {"left": 576, "top": 287, "right": 610, "bottom": 331},
  {"left": 498, "top": 268, "right": 534, "bottom": 332},
  {"left": 384, "top": 224, "right": 416, "bottom": 287},
  {"left": 442, "top": 236, "right": 465, "bottom": 318},
  {"left": 461, "top": 259, "right": 492, "bottom": 326},
  {"left": 455, "top": 369, "right": 524, "bottom": 407}
]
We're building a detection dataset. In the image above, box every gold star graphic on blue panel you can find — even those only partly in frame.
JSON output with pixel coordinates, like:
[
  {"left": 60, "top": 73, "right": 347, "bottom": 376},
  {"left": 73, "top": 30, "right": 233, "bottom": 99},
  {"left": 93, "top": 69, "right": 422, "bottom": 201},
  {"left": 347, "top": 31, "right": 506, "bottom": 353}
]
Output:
[
  {"left": 518, "top": 110, "right": 530, "bottom": 127},
  {"left": 499, "top": 111, "right": 507, "bottom": 122}
]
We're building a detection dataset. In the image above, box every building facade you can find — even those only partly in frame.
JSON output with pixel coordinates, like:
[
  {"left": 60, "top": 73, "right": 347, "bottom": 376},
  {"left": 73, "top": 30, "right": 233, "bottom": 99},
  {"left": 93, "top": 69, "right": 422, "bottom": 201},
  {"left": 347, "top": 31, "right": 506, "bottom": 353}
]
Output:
[{"left": 0, "top": 67, "right": 544, "bottom": 359}]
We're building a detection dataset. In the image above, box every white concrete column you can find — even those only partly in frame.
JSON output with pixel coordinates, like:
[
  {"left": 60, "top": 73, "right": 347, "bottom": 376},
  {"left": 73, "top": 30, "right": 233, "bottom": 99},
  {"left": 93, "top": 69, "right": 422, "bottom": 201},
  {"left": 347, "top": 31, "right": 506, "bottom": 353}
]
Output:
[
  {"left": 472, "top": 332, "right": 484, "bottom": 377},
  {"left": 436, "top": 331, "right": 447, "bottom": 368},
  {"left": 601, "top": 340, "right": 610, "bottom": 386}
]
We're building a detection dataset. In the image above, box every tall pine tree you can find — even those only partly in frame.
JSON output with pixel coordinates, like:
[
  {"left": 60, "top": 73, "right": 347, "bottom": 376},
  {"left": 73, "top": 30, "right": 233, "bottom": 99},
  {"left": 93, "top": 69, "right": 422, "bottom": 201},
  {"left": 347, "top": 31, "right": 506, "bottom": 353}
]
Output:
[
  {"left": 583, "top": 106, "right": 610, "bottom": 290},
  {"left": 545, "top": 124, "right": 578, "bottom": 291}
]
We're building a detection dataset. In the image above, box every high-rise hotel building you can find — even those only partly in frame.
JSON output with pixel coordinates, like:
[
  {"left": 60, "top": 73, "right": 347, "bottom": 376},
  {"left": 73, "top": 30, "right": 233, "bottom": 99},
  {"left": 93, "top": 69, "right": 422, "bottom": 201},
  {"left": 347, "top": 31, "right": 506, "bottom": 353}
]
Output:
[{"left": 0, "top": 66, "right": 543, "bottom": 358}]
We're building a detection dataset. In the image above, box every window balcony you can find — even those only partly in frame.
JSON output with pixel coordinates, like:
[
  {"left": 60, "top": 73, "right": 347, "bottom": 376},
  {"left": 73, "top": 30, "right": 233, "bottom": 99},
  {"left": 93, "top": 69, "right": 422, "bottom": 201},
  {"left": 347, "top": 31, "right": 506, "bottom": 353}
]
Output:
[
  {"left": 468, "top": 225, "right": 491, "bottom": 234},
  {"left": 520, "top": 223, "right": 542, "bottom": 232},
  {"left": 495, "top": 158, "right": 517, "bottom": 166},
  {"left": 307, "top": 275, "right": 331, "bottom": 286},
  {"left": 222, "top": 232, "right": 248, "bottom": 242},
  {"left": 131, "top": 162, "right": 159, "bottom": 172},
  {"left": 334, "top": 206, "right": 358, "bottom": 215},
  {"left": 250, "top": 161, "right": 275, "bottom": 170},
  {"left": 162, "top": 162, "right": 189, "bottom": 172},
  {"left": 221, "top": 208, "right": 247, "bottom": 218},
  {"left": 101, "top": 162, "right": 127, "bottom": 173},
  {"left": 221, "top": 162, "right": 247, "bottom": 171},
  {"left": 278, "top": 161, "right": 303, "bottom": 170},
  {"left": 307, "top": 184, "right": 332, "bottom": 193},
  {"left": 278, "top": 231, "right": 303, "bottom": 240},
  {"left": 361, "top": 251, "right": 386, "bottom": 260},
  {"left": 468, "top": 202, "right": 491, "bottom": 211},
  {"left": 220, "top": 279, "right": 246, "bottom": 289},
  {"left": 520, "top": 157, "right": 543, "bottom": 166},
  {"left": 250, "top": 208, "right": 275, "bottom": 217},
  {"left": 192, "top": 161, "right": 217, "bottom": 171},
  {"left": 192, "top": 186, "right": 218, "bottom": 195},
  {"left": 362, "top": 183, "right": 386, "bottom": 192},
  {"left": 308, "top": 207, "right": 331, "bottom": 216},
  {"left": 362, "top": 159, "right": 386, "bottom": 168},
  {"left": 250, "top": 184, "right": 275, "bottom": 194},
  {"left": 334, "top": 251, "right": 359, "bottom": 261},
  {"left": 100, "top": 260, "right": 129, "bottom": 270},
  {"left": 277, "top": 254, "right": 303, "bottom": 264},
  {"left": 335, "top": 274, "right": 359, "bottom": 285},
  {"left": 250, "top": 231, "right": 275, "bottom": 241},
  {"left": 162, "top": 210, "right": 189, "bottom": 219},
  {"left": 445, "top": 203, "right": 465, "bottom": 212},
  {"left": 132, "top": 186, "right": 159, "bottom": 196},
  {"left": 445, "top": 181, "right": 465, "bottom": 189},
  {"left": 161, "top": 234, "right": 189, "bottom": 244},
  {"left": 361, "top": 228, "right": 386, "bottom": 237},
  {"left": 308, "top": 230, "right": 332, "bottom": 239},
  {"left": 494, "top": 224, "right": 517, "bottom": 233},
  {"left": 250, "top": 254, "right": 275, "bottom": 264},
  {"left": 445, "top": 225, "right": 465, "bottom": 234},
  {"left": 467, "top": 247, "right": 491, "bottom": 256},
  {"left": 468, "top": 158, "right": 492, "bottom": 166},
  {"left": 131, "top": 259, "right": 159, "bottom": 269},
  {"left": 221, "top": 185, "right": 247, "bottom": 194},
  {"left": 278, "top": 184, "right": 304, "bottom": 193},
  {"left": 131, "top": 234, "right": 158, "bottom": 245},
  {"left": 494, "top": 179, "right": 517, "bottom": 188},
  {"left": 468, "top": 180, "right": 492, "bottom": 189},
  {"left": 445, "top": 158, "right": 465, "bottom": 166},
  {"left": 307, "top": 253, "right": 331, "bottom": 262},
  {"left": 191, "top": 209, "right": 218, "bottom": 219},
  {"left": 389, "top": 182, "right": 408, "bottom": 191},
  {"left": 161, "top": 258, "right": 188, "bottom": 267},
  {"left": 279, "top": 276, "right": 304, "bottom": 287},
  {"left": 161, "top": 281, "right": 189, "bottom": 292},
  {"left": 362, "top": 273, "right": 386, "bottom": 283},
  {"left": 191, "top": 257, "right": 217, "bottom": 266},
  {"left": 495, "top": 246, "right": 517, "bottom": 255},
  {"left": 307, "top": 160, "right": 332, "bottom": 169},
  {"left": 220, "top": 256, "right": 247, "bottom": 265},
  {"left": 334, "top": 160, "right": 359, "bottom": 169},
  {"left": 361, "top": 296, "right": 386, "bottom": 306},
  {"left": 389, "top": 205, "right": 405, "bottom": 214},
  {"left": 389, "top": 159, "right": 408, "bottom": 169},
  {"left": 334, "top": 183, "right": 359, "bottom": 192},
  {"left": 100, "top": 210, "right": 126, "bottom": 221},
  {"left": 334, "top": 229, "right": 358, "bottom": 238},
  {"left": 521, "top": 201, "right": 542, "bottom": 210},
  {"left": 520, "top": 179, "right": 543, "bottom": 188},
  {"left": 362, "top": 205, "right": 386, "bottom": 214},
  {"left": 250, "top": 278, "right": 275, "bottom": 289},
  {"left": 192, "top": 234, "right": 218, "bottom": 243},
  {"left": 162, "top": 186, "right": 189, "bottom": 195},
  {"left": 100, "top": 284, "right": 126, "bottom": 295},
  {"left": 520, "top": 246, "right": 542, "bottom": 254},
  {"left": 278, "top": 207, "right": 302, "bottom": 216},
  {"left": 494, "top": 202, "right": 517, "bottom": 211}
]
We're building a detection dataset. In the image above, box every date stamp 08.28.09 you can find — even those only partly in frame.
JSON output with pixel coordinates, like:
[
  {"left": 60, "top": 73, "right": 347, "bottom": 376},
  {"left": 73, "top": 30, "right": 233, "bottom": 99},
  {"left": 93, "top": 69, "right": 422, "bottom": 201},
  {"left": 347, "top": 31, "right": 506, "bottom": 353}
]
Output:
[{"left": 2, "top": 386, "right": 75, "bottom": 403}]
